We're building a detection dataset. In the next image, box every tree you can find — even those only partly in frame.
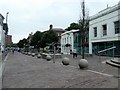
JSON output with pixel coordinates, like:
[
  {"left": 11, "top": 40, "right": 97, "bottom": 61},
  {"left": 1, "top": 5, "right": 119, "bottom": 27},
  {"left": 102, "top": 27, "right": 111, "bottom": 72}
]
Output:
[
  {"left": 17, "top": 38, "right": 28, "bottom": 48},
  {"left": 40, "top": 30, "right": 59, "bottom": 50},
  {"left": 79, "top": 0, "right": 89, "bottom": 59},
  {"left": 65, "top": 22, "right": 79, "bottom": 31},
  {"left": 30, "top": 31, "right": 42, "bottom": 49}
]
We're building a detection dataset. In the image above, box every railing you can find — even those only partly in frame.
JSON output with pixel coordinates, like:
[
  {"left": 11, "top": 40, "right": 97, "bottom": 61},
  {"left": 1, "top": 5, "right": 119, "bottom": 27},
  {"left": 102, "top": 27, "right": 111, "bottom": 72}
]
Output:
[
  {"left": 97, "top": 46, "right": 116, "bottom": 61},
  {"left": 98, "top": 46, "right": 116, "bottom": 54}
]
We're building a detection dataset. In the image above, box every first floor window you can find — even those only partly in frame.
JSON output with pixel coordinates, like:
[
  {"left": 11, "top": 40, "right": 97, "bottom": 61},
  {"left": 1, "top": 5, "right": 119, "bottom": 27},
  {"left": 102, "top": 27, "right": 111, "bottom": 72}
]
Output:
[
  {"left": 93, "top": 27, "right": 97, "bottom": 37},
  {"left": 114, "top": 21, "right": 120, "bottom": 34},
  {"left": 102, "top": 24, "right": 107, "bottom": 36}
]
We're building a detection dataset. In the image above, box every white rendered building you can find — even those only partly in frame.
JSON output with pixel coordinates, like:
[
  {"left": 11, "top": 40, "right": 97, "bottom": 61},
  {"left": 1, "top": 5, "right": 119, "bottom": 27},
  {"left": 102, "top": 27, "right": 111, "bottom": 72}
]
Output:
[
  {"left": 0, "top": 14, "right": 5, "bottom": 53},
  {"left": 61, "top": 30, "right": 79, "bottom": 54},
  {"left": 89, "top": 3, "right": 120, "bottom": 56}
]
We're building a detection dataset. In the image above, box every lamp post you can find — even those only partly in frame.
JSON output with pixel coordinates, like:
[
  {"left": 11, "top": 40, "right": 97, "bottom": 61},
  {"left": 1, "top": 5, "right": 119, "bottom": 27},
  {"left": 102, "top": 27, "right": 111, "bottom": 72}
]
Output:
[{"left": 6, "top": 12, "right": 9, "bottom": 23}]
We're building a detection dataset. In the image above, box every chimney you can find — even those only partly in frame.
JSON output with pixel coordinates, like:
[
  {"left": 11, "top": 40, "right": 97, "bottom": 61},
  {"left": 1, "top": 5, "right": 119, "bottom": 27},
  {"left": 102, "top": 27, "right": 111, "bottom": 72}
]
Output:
[{"left": 49, "top": 24, "right": 53, "bottom": 30}]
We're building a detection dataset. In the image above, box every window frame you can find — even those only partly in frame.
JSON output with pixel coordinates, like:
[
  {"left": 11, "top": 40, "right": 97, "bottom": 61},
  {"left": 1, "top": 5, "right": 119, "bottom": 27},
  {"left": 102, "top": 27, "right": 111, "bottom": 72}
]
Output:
[
  {"left": 114, "top": 21, "right": 120, "bottom": 34},
  {"left": 93, "top": 27, "right": 97, "bottom": 37},
  {"left": 102, "top": 24, "right": 107, "bottom": 36}
]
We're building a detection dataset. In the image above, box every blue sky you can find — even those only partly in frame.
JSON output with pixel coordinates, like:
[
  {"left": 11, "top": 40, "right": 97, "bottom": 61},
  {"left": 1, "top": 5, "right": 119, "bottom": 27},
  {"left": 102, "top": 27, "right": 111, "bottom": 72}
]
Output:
[{"left": 0, "top": 0, "right": 119, "bottom": 43}]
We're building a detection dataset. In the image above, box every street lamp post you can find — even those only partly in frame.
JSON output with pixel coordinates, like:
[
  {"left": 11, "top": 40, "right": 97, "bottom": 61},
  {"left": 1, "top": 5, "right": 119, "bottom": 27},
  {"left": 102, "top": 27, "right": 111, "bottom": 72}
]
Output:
[{"left": 6, "top": 12, "right": 9, "bottom": 23}]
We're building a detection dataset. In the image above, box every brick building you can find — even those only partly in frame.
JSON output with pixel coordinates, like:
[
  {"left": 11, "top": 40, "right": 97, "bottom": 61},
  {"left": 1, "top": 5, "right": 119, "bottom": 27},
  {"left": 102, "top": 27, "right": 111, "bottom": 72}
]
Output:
[{"left": 6, "top": 35, "right": 12, "bottom": 46}]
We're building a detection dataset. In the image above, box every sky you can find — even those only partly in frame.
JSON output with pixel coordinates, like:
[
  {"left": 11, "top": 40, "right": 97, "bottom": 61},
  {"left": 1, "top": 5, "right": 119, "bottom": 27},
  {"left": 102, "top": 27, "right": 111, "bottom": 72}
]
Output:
[{"left": 0, "top": 0, "right": 120, "bottom": 43}]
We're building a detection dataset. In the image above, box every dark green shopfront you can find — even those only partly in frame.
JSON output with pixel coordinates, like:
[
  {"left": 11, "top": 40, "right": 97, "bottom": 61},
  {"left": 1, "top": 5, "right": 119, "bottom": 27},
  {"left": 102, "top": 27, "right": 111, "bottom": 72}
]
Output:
[
  {"left": 92, "top": 41, "right": 120, "bottom": 57},
  {"left": 73, "top": 31, "right": 89, "bottom": 55}
]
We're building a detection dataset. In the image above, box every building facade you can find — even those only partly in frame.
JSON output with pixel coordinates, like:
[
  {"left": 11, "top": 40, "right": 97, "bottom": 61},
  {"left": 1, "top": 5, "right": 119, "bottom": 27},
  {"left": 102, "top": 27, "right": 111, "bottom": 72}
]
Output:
[
  {"left": 6, "top": 35, "right": 12, "bottom": 47},
  {"left": 74, "top": 30, "right": 89, "bottom": 55},
  {"left": 89, "top": 3, "right": 120, "bottom": 56},
  {"left": 0, "top": 13, "right": 5, "bottom": 67},
  {"left": 0, "top": 14, "right": 5, "bottom": 53},
  {"left": 61, "top": 29, "right": 89, "bottom": 54},
  {"left": 61, "top": 30, "right": 77, "bottom": 54}
]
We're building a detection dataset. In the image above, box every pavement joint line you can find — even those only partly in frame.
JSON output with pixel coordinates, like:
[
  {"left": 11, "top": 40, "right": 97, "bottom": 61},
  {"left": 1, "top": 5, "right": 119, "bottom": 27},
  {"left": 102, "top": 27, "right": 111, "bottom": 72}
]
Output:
[
  {"left": 2, "top": 53, "right": 9, "bottom": 74},
  {"left": 101, "top": 68, "right": 107, "bottom": 73},
  {"left": 87, "top": 69, "right": 114, "bottom": 77},
  {"left": 54, "top": 61, "right": 119, "bottom": 78}
]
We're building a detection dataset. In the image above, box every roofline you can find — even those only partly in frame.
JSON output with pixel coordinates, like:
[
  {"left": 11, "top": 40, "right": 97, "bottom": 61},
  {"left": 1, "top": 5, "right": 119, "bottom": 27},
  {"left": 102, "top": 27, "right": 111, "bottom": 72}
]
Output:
[
  {"left": 61, "top": 29, "right": 79, "bottom": 36},
  {"left": 90, "top": 3, "right": 120, "bottom": 21}
]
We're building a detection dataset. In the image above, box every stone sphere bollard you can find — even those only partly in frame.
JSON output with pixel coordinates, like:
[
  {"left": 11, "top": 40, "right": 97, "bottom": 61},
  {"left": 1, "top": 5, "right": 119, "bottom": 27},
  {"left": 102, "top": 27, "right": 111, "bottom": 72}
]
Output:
[
  {"left": 46, "top": 54, "right": 52, "bottom": 61},
  {"left": 25, "top": 52, "right": 28, "bottom": 55},
  {"left": 28, "top": 52, "right": 31, "bottom": 56},
  {"left": 37, "top": 54, "right": 41, "bottom": 58},
  {"left": 32, "top": 53, "right": 35, "bottom": 57},
  {"left": 62, "top": 57, "right": 70, "bottom": 65},
  {"left": 79, "top": 59, "right": 88, "bottom": 69}
]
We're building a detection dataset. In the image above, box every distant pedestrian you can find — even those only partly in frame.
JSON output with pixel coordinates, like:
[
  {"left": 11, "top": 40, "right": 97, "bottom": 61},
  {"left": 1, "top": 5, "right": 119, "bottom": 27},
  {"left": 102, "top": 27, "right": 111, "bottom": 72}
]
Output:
[
  {"left": 73, "top": 49, "right": 77, "bottom": 58},
  {"left": 70, "top": 49, "right": 72, "bottom": 54},
  {"left": 12, "top": 49, "right": 15, "bottom": 54}
]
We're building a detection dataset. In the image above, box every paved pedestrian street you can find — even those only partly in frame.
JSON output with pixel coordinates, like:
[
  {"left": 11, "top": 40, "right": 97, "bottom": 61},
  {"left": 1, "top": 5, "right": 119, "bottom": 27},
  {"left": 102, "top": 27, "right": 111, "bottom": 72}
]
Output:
[{"left": 2, "top": 52, "right": 120, "bottom": 88}]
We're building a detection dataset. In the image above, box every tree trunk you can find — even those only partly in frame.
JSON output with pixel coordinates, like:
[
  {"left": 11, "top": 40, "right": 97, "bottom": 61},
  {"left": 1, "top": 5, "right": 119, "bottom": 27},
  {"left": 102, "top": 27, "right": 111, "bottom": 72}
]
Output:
[{"left": 82, "top": 31, "right": 85, "bottom": 59}]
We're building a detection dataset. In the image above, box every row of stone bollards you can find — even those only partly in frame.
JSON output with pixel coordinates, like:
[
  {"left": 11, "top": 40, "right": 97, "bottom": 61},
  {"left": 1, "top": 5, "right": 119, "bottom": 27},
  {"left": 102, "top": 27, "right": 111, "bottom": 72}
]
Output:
[
  {"left": 21, "top": 52, "right": 88, "bottom": 69},
  {"left": 62, "top": 57, "right": 88, "bottom": 69}
]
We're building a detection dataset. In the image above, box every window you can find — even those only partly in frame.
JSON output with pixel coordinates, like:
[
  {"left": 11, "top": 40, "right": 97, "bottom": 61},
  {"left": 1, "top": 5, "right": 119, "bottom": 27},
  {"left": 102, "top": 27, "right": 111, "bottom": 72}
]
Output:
[
  {"left": 65, "top": 38, "right": 66, "bottom": 43},
  {"left": 70, "top": 37, "right": 71, "bottom": 44},
  {"left": 67, "top": 37, "right": 68, "bottom": 43},
  {"left": 102, "top": 24, "right": 107, "bottom": 36},
  {"left": 62, "top": 39, "right": 64, "bottom": 44},
  {"left": 114, "top": 21, "right": 120, "bottom": 34},
  {"left": 93, "top": 27, "right": 97, "bottom": 37}
]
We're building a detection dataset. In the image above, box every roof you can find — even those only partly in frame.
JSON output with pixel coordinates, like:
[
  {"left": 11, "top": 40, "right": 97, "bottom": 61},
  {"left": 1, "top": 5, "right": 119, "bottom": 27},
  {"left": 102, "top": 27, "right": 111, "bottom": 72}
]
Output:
[
  {"left": 52, "top": 28, "right": 65, "bottom": 32},
  {"left": 90, "top": 3, "right": 120, "bottom": 21},
  {"left": 61, "top": 29, "right": 79, "bottom": 36}
]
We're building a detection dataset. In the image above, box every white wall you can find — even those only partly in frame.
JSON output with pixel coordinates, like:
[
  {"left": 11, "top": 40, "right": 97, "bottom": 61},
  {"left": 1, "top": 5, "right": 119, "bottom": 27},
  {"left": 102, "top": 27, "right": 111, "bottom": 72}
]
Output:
[
  {"left": 89, "top": 5, "right": 119, "bottom": 54},
  {"left": 0, "top": 25, "right": 2, "bottom": 44},
  {"left": 61, "top": 30, "right": 78, "bottom": 54},
  {"left": 1, "top": 30, "right": 5, "bottom": 52}
]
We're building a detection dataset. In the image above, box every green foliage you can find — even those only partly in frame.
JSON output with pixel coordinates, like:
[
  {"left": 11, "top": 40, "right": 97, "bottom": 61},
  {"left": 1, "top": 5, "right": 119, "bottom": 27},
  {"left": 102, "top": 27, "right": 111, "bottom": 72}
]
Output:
[
  {"left": 79, "top": 19, "right": 89, "bottom": 32},
  {"left": 65, "top": 22, "right": 79, "bottom": 31},
  {"left": 17, "top": 38, "right": 28, "bottom": 48},
  {"left": 40, "top": 30, "right": 59, "bottom": 48},
  {"left": 17, "top": 30, "right": 59, "bottom": 50},
  {"left": 30, "top": 31, "right": 42, "bottom": 48}
]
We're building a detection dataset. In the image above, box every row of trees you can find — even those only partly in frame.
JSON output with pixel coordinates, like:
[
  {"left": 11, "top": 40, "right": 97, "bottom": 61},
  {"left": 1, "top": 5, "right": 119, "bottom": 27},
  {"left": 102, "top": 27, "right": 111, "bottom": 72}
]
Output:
[
  {"left": 17, "top": 21, "right": 82, "bottom": 50},
  {"left": 17, "top": 30, "right": 59, "bottom": 51}
]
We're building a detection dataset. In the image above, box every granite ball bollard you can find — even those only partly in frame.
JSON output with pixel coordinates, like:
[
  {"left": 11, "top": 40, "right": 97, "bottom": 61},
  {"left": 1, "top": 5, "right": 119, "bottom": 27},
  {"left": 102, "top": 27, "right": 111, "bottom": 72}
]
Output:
[
  {"left": 46, "top": 55, "right": 52, "bottom": 61},
  {"left": 25, "top": 52, "right": 28, "bottom": 55},
  {"left": 26, "top": 52, "right": 28, "bottom": 54},
  {"left": 79, "top": 59, "right": 88, "bottom": 69},
  {"left": 32, "top": 53, "right": 35, "bottom": 57},
  {"left": 62, "top": 57, "right": 70, "bottom": 65},
  {"left": 28, "top": 52, "right": 31, "bottom": 56},
  {"left": 37, "top": 54, "right": 41, "bottom": 58}
]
